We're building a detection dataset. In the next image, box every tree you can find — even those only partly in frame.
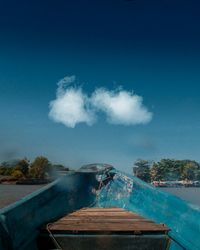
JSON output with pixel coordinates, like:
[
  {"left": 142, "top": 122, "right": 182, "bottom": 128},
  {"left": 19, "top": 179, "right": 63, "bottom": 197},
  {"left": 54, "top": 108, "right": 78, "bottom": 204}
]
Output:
[
  {"left": 14, "top": 159, "right": 29, "bottom": 177},
  {"left": 133, "top": 159, "right": 151, "bottom": 182},
  {"left": 181, "top": 163, "right": 196, "bottom": 181},
  {"left": 0, "top": 167, "right": 7, "bottom": 175},
  {"left": 29, "top": 156, "right": 52, "bottom": 179},
  {"left": 11, "top": 170, "right": 24, "bottom": 179},
  {"left": 157, "top": 159, "right": 181, "bottom": 181},
  {"left": 3, "top": 167, "right": 13, "bottom": 176},
  {"left": 150, "top": 162, "right": 163, "bottom": 181},
  {"left": 195, "top": 170, "right": 200, "bottom": 181},
  {"left": 149, "top": 159, "right": 200, "bottom": 182}
]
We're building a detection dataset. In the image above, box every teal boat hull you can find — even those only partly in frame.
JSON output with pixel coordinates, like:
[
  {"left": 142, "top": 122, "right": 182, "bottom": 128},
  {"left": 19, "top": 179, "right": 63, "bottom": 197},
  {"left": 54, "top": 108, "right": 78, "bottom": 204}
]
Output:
[
  {"left": 0, "top": 169, "right": 200, "bottom": 250},
  {"left": 0, "top": 172, "right": 97, "bottom": 250},
  {"left": 98, "top": 171, "right": 200, "bottom": 250}
]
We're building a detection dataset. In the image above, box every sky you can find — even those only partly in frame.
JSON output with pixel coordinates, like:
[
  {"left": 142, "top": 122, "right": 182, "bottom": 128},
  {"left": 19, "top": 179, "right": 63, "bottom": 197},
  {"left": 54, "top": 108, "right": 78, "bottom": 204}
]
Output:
[{"left": 0, "top": 0, "right": 200, "bottom": 173}]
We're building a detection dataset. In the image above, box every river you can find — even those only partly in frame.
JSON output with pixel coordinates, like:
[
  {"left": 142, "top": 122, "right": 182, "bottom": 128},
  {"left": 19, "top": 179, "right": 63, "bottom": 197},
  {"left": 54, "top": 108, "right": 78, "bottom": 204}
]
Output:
[
  {"left": 0, "top": 184, "right": 45, "bottom": 208},
  {"left": 161, "top": 187, "right": 200, "bottom": 206},
  {"left": 0, "top": 184, "right": 200, "bottom": 209}
]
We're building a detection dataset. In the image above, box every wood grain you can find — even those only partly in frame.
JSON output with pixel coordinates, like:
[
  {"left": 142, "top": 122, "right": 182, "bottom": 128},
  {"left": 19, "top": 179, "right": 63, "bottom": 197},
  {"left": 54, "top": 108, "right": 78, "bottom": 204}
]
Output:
[{"left": 49, "top": 207, "right": 169, "bottom": 234}]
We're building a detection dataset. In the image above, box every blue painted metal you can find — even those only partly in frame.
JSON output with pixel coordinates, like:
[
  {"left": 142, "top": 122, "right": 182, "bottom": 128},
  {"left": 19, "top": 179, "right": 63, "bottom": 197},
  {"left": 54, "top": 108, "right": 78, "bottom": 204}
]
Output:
[
  {"left": 1, "top": 168, "right": 200, "bottom": 250},
  {"left": 98, "top": 170, "right": 200, "bottom": 250},
  {"left": 0, "top": 172, "right": 97, "bottom": 250}
]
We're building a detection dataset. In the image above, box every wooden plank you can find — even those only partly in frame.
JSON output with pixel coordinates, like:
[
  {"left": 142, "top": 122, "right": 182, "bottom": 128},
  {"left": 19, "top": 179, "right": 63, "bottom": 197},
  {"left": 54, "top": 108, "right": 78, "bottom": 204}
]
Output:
[
  {"left": 79, "top": 208, "right": 124, "bottom": 211},
  {"left": 62, "top": 216, "right": 147, "bottom": 221},
  {"left": 67, "top": 213, "right": 143, "bottom": 217},
  {"left": 71, "top": 212, "right": 135, "bottom": 216},
  {"left": 67, "top": 215, "right": 139, "bottom": 219},
  {"left": 67, "top": 214, "right": 142, "bottom": 219},
  {"left": 59, "top": 218, "right": 153, "bottom": 222},
  {"left": 56, "top": 220, "right": 154, "bottom": 225},
  {"left": 74, "top": 208, "right": 130, "bottom": 212},
  {"left": 74, "top": 209, "right": 131, "bottom": 212},
  {"left": 50, "top": 224, "right": 168, "bottom": 231},
  {"left": 52, "top": 221, "right": 161, "bottom": 226},
  {"left": 49, "top": 207, "right": 169, "bottom": 233},
  {"left": 73, "top": 210, "right": 132, "bottom": 213}
]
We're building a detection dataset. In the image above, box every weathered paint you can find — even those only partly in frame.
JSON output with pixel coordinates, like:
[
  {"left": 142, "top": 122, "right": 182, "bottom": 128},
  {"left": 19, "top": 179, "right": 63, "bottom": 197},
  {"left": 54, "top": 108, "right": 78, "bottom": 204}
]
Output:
[
  {"left": 98, "top": 171, "right": 200, "bottom": 250},
  {"left": 1, "top": 169, "right": 200, "bottom": 250},
  {"left": 0, "top": 172, "right": 97, "bottom": 250}
]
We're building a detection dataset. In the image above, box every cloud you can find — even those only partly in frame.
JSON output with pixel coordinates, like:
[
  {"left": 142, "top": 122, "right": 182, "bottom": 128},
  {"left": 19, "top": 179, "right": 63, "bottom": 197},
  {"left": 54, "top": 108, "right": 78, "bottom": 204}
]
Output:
[
  {"left": 49, "top": 76, "right": 95, "bottom": 128},
  {"left": 91, "top": 88, "right": 152, "bottom": 125},
  {"left": 56, "top": 75, "right": 76, "bottom": 95},
  {"left": 49, "top": 76, "right": 153, "bottom": 128}
]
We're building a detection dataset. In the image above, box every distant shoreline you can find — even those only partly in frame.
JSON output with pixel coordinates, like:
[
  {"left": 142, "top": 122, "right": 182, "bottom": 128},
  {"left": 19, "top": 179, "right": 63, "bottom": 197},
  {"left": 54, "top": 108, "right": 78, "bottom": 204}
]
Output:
[{"left": 0, "top": 178, "right": 51, "bottom": 185}]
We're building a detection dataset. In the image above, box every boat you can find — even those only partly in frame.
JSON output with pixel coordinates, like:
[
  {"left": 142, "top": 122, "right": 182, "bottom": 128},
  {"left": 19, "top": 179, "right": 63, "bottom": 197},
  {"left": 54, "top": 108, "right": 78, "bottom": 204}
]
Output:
[
  {"left": 0, "top": 164, "right": 200, "bottom": 250},
  {"left": 39, "top": 207, "right": 170, "bottom": 250}
]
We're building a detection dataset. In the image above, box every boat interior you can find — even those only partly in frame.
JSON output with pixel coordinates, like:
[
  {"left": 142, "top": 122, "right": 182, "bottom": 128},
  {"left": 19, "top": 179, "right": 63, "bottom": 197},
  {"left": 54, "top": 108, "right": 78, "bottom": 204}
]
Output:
[
  {"left": 37, "top": 207, "right": 170, "bottom": 250},
  {"left": 0, "top": 164, "right": 200, "bottom": 250}
]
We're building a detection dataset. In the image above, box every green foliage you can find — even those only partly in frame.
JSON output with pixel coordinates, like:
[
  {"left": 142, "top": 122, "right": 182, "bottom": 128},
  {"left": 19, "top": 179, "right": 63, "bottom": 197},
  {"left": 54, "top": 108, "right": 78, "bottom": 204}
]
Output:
[
  {"left": 0, "top": 156, "right": 69, "bottom": 181},
  {"left": 29, "top": 156, "right": 52, "bottom": 179},
  {"left": 156, "top": 159, "right": 181, "bottom": 181},
  {"left": 150, "top": 162, "right": 164, "bottom": 181},
  {"left": 0, "top": 167, "right": 6, "bottom": 175},
  {"left": 11, "top": 170, "right": 24, "bottom": 179},
  {"left": 14, "top": 159, "right": 29, "bottom": 177},
  {"left": 0, "top": 158, "right": 29, "bottom": 177},
  {"left": 2, "top": 167, "right": 13, "bottom": 176},
  {"left": 133, "top": 159, "right": 151, "bottom": 182},
  {"left": 134, "top": 159, "right": 200, "bottom": 182},
  {"left": 181, "top": 162, "right": 197, "bottom": 181},
  {"left": 195, "top": 170, "right": 200, "bottom": 181}
]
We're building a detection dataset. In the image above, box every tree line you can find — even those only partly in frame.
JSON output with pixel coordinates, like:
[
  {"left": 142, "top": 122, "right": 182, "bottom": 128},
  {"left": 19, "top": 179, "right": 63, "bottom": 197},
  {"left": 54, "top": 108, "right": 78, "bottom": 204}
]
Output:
[
  {"left": 0, "top": 156, "right": 69, "bottom": 180},
  {"left": 133, "top": 159, "right": 200, "bottom": 183}
]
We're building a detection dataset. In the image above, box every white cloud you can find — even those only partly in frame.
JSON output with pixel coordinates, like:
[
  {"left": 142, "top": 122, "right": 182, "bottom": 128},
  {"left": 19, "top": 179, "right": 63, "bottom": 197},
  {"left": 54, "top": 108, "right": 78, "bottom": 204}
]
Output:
[
  {"left": 91, "top": 88, "right": 152, "bottom": 125},
  {"left": 49, "top": 77, "right": 95, "bottom": 128},
  {"left": 49, "top": 76, "right": 153, "bottom": 128},
  {"left": 56, "top": 75, "right": 76, "bottom": 95}
]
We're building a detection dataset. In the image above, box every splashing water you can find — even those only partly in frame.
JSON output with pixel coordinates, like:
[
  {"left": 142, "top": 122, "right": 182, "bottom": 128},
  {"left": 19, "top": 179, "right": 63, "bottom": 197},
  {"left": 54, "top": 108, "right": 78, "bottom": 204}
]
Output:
[
  {"left": 95, "top": 170, "right": 200, "bottom": 250},
  {"left": 97, "top": 170, "right": 133, "bottom": 209}
]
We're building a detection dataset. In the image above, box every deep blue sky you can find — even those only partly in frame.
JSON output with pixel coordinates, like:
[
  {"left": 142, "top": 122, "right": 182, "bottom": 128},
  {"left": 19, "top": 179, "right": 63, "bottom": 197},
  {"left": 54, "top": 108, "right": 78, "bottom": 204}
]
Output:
[{"left": 0, "top": 0, "right": 200, "bottom": 172}]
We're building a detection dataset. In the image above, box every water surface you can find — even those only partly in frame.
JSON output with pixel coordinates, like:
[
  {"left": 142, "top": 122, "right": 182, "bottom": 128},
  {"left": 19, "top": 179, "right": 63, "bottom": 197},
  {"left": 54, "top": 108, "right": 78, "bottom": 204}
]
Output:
[
  {"left": 1, "top": 184, "right": 200, "bottom": 209},
  {"left": 0, "top": 184, "right": 45, "bottom": 208},
  {"left": 161, "top": 187, "right": 200, "bottom": 206}
]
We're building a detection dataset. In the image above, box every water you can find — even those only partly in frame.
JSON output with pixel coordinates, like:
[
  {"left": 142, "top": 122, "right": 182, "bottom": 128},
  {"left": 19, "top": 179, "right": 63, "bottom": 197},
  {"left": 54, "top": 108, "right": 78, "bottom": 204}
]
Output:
[
  {"left": 1, "top": 183, "right": 200, "bottom": 209},
  {"left": 0, "top": 184, "right": 45, "bottom": 208},
  {"left": 161, "top": 187, "right": 200, "bottom": 206}
]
